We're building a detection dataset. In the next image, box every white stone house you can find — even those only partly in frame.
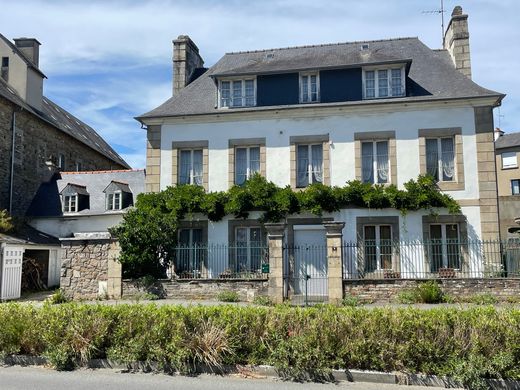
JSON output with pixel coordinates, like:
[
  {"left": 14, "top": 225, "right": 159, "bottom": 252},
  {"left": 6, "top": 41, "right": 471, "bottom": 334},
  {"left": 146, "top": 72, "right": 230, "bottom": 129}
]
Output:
[{"left": 136, "top": 7, "right": 504, "bottom": 287}]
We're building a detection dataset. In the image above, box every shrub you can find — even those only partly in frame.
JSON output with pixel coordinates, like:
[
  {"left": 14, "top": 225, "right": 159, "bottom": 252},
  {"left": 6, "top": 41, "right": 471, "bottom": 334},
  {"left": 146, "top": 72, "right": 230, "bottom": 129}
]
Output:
[
  {"left": 469, "top": 293, "right": 498, "bottom": 305},
  {"left": 253, "top": 296, "right": 273, "bottom": 306},
  {"left": 46, "top": 289, "right": 71, "bottom": 305},
  {"left": 341, "top": 294, "right": 361, "bottom": 307},
  {"left": 217, "top": 291, "right": 240, "bottom": 302},
  {"left": 0, "top": 209, "right": 13, "bottom": 233},
  {"left": 396, "top": 281, "right": 445, "bottom": 304}
]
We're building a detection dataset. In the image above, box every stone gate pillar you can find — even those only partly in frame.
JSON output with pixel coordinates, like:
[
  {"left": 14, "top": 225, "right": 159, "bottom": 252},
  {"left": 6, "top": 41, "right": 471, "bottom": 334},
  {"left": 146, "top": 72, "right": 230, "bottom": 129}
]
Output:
[
  {"left": 323, "top": 222, "right": 345, "bottom": 304},
  {"left": 264, "top": 222, "right": 286, "bottom": 304}
]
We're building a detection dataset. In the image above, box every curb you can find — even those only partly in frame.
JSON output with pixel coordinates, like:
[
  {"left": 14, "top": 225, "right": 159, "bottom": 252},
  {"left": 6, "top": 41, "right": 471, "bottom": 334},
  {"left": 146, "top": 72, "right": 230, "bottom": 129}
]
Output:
[{"left": 2, "top": 355, "right": 519, "bottom": 389}]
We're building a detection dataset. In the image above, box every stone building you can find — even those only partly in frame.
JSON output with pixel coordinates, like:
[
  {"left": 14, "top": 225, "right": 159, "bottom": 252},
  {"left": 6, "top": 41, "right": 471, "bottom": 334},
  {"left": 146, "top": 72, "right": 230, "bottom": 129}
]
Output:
[{"left": 0, "top": 33, "right": 129, "bottom": 217}]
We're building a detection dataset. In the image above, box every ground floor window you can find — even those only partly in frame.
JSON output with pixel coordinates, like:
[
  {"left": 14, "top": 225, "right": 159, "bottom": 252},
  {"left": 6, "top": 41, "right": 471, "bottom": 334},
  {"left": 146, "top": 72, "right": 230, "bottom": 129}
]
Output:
[
  {"left": 234, "top": 227, "right": 264, "bottom": 273},
  {"left": 176, "top": 228, "right": 205, "bottom": 277},
  {"left": 363, "top": 225, "right": 393, "bottom": 272},
  {"left": 428, "top": 223, "right": 461, "bottom": 271}
]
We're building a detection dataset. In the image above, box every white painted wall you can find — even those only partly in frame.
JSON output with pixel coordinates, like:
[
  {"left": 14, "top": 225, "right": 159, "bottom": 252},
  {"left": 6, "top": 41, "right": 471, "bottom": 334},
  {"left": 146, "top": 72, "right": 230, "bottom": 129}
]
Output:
[{"left": 29, "top": 214, "right": 124, "bottom": 238}]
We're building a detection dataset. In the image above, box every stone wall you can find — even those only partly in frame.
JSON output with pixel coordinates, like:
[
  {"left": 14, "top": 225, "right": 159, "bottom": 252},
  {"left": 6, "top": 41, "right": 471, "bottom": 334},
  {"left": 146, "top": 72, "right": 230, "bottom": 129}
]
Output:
[
  {"left": 0, "top": 96, "right": 127, "bottom": 216},
  {"left": 60, "top": 237, "right": 121, "bottom": 300},
  {"left": 344, "top": 278, "right": 520, "bottom": 303},
  {"left": 123, "top": 279, "right": 269, "bottom": 302}
]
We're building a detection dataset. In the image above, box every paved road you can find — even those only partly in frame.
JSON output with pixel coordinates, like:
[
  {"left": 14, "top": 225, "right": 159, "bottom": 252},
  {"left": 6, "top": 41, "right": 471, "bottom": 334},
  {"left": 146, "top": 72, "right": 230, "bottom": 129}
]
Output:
[{"left": 0, "top": 366, "right": 447, "bottom": 390}]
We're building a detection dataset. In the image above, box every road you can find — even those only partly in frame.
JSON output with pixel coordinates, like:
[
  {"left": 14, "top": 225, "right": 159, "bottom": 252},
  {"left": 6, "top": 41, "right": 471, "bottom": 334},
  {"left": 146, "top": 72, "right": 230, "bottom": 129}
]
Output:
[{"left": 0, "top": 366, "right": 447, "bottom": 390}]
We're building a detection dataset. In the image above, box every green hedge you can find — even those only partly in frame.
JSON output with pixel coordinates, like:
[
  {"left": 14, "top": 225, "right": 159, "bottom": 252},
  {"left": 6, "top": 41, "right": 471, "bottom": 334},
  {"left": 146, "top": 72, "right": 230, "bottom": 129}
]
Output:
[{"left": 0, "top": 304, "right": 518, "bottom": 388}]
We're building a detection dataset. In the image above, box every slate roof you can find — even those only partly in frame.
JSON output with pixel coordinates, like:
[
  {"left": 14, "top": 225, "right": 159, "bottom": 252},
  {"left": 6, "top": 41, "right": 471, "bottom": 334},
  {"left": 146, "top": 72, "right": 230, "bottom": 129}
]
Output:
[
  {"left": 26, "top": 169, "right": 145, "bottom": 217},
  {"left": 138, "top": 37, "right": 503, "bottom": 120},
  {"left": 0, "top": 224, "right": 60, "bottom": 246},
  {"left": 0, "top": 73, "right": 129, "bottom": 169},
  {"left": 495, "top": 132, "right": 520, "bottom": 150}
]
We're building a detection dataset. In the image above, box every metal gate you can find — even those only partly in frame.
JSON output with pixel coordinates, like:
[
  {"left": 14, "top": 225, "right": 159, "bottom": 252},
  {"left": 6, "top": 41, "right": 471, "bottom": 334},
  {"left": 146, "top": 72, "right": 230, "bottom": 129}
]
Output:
[{"left": 0, "top": 245, "right": 24, "bottom": 300}]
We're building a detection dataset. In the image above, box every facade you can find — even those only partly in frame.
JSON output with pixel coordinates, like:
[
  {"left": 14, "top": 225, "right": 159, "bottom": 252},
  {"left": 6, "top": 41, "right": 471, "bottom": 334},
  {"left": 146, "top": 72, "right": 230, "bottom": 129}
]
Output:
[
  {"left": 137, "top": 7, "right": 504, "bottom": 286},
  {"left": 0, "top": 33, "right": 129, "bottom": 217},
  {"left": 495, "top": 130, "right": 520, "bottom": 238}
]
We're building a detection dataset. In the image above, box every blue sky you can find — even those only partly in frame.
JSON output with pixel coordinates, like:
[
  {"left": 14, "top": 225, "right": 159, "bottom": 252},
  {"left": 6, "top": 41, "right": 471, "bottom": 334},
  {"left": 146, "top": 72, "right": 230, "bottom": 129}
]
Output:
[{"left": 2, "top": 0, "right": 519, "bottom": 168}]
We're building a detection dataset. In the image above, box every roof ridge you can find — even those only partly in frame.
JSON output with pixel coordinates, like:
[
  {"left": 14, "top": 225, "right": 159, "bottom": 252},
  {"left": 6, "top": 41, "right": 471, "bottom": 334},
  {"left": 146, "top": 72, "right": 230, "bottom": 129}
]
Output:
[{"left": 225, "top": 37, "right": 418, "bottom": 55}]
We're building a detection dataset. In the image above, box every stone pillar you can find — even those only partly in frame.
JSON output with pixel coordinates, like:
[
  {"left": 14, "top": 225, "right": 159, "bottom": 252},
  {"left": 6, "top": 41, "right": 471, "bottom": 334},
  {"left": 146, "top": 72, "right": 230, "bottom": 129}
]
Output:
[
  {"left": 107, "top": 241, "right": 122, "bottom": 299},
  {"left": 323, "top": 222, "right": 345, "bottom": 304},
  {"left": 265, "top": 222, "right": 286, "bottom": 304}
]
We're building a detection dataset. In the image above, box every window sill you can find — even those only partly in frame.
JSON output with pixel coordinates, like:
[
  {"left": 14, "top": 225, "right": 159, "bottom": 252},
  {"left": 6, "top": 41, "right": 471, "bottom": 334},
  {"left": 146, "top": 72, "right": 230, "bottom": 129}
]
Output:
[
  {"left": 436, "top": 181, "right": 465, "bottom": 191},
  {"left": 502, "top": 166, "right": 518, "bottom": 170}
]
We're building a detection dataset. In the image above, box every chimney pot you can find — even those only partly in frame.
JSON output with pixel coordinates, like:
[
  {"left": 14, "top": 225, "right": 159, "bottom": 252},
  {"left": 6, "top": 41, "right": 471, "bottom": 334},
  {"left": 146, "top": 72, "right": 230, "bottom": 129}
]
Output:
[{"left": 452, "top": 6, "right": 463, "bottom": 16}]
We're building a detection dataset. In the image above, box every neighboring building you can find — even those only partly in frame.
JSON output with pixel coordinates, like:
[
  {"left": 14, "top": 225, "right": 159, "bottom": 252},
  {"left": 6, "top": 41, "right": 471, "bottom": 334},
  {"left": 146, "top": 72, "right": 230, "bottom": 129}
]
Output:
[
  {"left": 136, "top": 7, "right": 503, "bottom": 282},
  {"left": 495, "top": 130, "right": 520, "bottom": 238},
  {"left": 0, "top": 33, "right": 129, "bottom": 217}
]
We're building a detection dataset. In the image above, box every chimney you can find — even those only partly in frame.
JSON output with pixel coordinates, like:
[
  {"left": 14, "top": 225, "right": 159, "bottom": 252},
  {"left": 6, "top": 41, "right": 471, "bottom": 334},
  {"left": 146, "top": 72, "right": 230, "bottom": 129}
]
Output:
[
  {"left": 13, "top": 37, "right": 41, "bottom": 68},
  {"left": 172, "top": 35, "right": 204, "bottom": 96},
  {"left": 494, "top": 128, "right": 504, "bottom": 141},
  {"left": 443, "top": 6, "right": 471, "bottom": 79}
]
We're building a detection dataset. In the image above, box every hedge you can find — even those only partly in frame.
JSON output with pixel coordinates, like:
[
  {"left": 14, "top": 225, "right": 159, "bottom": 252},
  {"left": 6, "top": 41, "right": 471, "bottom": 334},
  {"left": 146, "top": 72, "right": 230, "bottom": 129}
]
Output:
[{"left": 0, "top": 303, "right": 518, "bottom": 389}]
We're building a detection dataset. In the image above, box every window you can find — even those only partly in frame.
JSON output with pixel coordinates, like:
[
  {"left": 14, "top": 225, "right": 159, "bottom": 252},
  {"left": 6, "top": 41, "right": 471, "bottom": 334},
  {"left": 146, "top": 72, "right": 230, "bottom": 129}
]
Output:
[
  {"left": 235, "top": 227, "right": 264, "bottom": 273},
  {"left": 429, "top": 223, "right": 461, "bottom": 271},
  {"left": 75, "top": 161, "right": 82, "bottom": 172},
  {"left": 1, "top": 57, "right": 8, "bottom": 67},
  {"left": 512, "top": 180, "right": 520, "bottom": 195},
  {"left": 502, "top": 152, "right": 518, "bottom": 169},
  {"left": 179, "top": 149, "right": 203, "bottom": 185},
  {"left": 361, "top": 141, "right": 389, "bottom": 184},
  {"left": 426, "top": 137, "right": 455, "bottom": 182},
  {"left": 363, "top": 225, "right": 393, "bottom": 272},
  {"left": 219, "top": 79, "right": 255, "bottom": 108},
  {"left": 296, "top": 144, "right": 323, "bottom": 187},
  {"left": 363, "top": 67, "right": 404, "bottom": 99},
  {"left": 176, "top": 228, "right": 205, "bottom": 277},
  {"left": 1, "top": 57, "right": 8, "bottom": 82},
  {"left": 106, "top": 191, "right": 122, "bottom": 211},
  {"left": 58, "top": 154, "right": 65, "bottom": 170},
  {"left": 235, "top": 146, "right": 260, "bottom": 185},
  {"left": 300, "top": 73, "right": 319, "bottom": 103},
  {"left": 63, "top": 194, "right": 78, "bottom": 213}
]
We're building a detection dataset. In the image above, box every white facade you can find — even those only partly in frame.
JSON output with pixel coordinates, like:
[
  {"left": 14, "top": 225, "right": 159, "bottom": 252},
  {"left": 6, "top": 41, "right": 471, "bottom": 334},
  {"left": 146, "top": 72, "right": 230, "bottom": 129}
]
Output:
[{"left": 30, "top": 214, "right": 124, "bottom": 239}]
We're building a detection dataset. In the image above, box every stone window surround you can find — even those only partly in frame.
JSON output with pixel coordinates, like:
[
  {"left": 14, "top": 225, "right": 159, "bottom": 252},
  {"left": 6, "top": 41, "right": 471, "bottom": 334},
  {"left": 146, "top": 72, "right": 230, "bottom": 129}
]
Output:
[
  {"left": 228, "top": 138, "right": 266, "bottom": 188},
  {"left": 172, "top": 140, "right": 209, "bottom": 191},
  {"left": 418, "top": 127, "right": 465, "bottom": 191},
  {"left": 289, "top": 134, "right": 330, "bottom": 189},
  {"left": 356, "top": 216, "right": 400, "bottom": 273},
  {"left": 354, "top": 131, "right": 397, "bottom": 185}
]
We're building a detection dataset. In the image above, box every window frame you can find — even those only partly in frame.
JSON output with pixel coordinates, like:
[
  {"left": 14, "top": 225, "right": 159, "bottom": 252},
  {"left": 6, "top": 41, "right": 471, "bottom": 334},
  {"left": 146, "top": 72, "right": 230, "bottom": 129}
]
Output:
[
  {"left": 63, "top": 194, "right": 78, "bottom": 213},
  {"left": 501, "top": 151, "right": 518, "bottom": 169},
  {"left": 234, "top": 145, "right": 261, "bottom": 185},
  {"left": 178, "top": 148, "right": 204, "bottom": 186},
  {"left": 363, "top": 224, "right": 393, "bottom": 271},
  {"left": 361, "top": 140, "right": 390, "bottom": 184},
  {"left": 106, "top": 190, "right": 122, "bottom": 211},
  {"left": 425, "top": 136, "right": 456, "bottom": 182},
  {"left": 362, "top": 66, "right": 405, "bottom": 99},
  {"left": 296, "top": 143, "right": 324, "bottom": 188},
  {"left": 511, "top": 179, "right": 520, "bottom": 195},
  {"left": 218, "top": 77, "right": 257, "bottom": 108},
  {"left": 234, "top": 226, "right": 264, "bottom": 273},
  {"left": 58, "top": 154, "right": 65, "bottom": 170},
  {"left": 428, "top": 223, "right": 461, "bottom": 271},
  {"left": 299, "top": 71, "right": 320, "bottom": 103}
]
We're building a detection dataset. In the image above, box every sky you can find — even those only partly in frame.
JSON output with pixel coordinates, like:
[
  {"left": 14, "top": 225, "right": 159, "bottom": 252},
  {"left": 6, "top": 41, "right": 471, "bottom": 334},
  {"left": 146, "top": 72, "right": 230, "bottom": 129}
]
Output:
[{"left": 1, "top": 0, "right": 519, "bottom": 168}]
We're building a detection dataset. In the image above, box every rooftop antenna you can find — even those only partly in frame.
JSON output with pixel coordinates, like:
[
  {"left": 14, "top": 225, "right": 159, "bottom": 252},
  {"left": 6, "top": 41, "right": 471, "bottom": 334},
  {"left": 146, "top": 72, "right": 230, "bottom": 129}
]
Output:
[
  {"left": 422, "top": 0, "right": 446, "bottom": 46},
  {"left": 497, "top": 107, "right": 505, "bottom": 128}
]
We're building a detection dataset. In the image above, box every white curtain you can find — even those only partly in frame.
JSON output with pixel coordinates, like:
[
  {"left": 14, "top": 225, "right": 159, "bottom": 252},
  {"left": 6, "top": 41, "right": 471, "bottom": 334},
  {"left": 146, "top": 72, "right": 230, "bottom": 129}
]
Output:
[
  {"left": 297, "top": 145, "right": 309, "bottom": 187},
  {"left": 192, "top": 150, "right": 203, "bottom": 186},
  {"left": 361, "top": 142, "right": 374, "bottom": 183},
  {"left": 249, "top": 147, "right": 260, "bottom": 176},
  {"left": 311, "top": 144, "right": 323, "bottom": 183},
  {"left": 179, "top": 150, "right": 191, "bottom": 184},
  {"left": 376, "top": 141, "right": 389, "bottom": 183},
  {"left": 441, "top": 138, "right": 455, "bottom": 181},
  {"left": 425, "top": 139, "right": 439, "bottom": 179}
]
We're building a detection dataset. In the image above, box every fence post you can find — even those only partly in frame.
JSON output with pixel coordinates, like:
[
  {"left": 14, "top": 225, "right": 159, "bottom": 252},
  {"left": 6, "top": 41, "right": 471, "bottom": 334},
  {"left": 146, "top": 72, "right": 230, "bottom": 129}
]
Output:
[
  {"left": 323, "top": 222, "right": 345, "bottom": 304},
  {"left": 265, "top": 222, "right": 286, "bottom": 304}
]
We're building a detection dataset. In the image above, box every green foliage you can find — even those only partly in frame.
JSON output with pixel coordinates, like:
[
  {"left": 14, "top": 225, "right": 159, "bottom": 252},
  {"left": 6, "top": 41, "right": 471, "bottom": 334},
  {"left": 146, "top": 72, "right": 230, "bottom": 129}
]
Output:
[
  {"left": 341, "top": 294, "right": 361, "bottom": 307},
  {"left": 217, "top": 291, "right": 240, "bottom": 302},
  {"left": 46, "top": 289, "right": 71, "bottom": 305},
  {"left": 397, "top": 281, "right": 445, "bottom": 304},
  {"left": 111, "top": 174, "right": 460, "bottom": 278},
  {"left": 0, "top": 209, "right": 13, "bottom": 233},
  {"left": 253, "top": 296, "right": 273, "bottom": 306},
  {"left": 0, "top": 304, "right": 519, "bottom": 387},
  {"left": 463, "top": 293, "right": 498, "bottom": 305}
]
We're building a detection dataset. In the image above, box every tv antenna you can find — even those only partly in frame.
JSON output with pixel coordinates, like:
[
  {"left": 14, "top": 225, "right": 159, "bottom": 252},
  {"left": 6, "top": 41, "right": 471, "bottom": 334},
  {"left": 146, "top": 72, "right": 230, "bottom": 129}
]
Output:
[
  {"left": 497, "top": 107, "right": 505, "bottom": 128},
  {"left": 422, "top": 0, "right": 446, "bottom": 46}
]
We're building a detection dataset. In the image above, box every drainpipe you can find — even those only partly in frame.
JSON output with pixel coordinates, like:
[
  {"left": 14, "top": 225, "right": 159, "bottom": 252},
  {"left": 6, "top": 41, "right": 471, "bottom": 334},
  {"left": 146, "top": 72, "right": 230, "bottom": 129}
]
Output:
[{"left": 8, "top": 107, "right": 20, "bottom": 215}]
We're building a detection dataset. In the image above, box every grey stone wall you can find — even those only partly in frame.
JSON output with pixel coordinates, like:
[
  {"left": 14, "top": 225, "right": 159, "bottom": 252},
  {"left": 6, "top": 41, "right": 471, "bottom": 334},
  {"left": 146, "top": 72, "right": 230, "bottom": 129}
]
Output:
[
  {"left": 344, "top": 278, "right": 520, "bottom": 302},
  {"left": 123, "top": 279, "right": 269, "bottom": 302},
  {"left": 0, "top": 96, "right": 127, "bottom": 216}
]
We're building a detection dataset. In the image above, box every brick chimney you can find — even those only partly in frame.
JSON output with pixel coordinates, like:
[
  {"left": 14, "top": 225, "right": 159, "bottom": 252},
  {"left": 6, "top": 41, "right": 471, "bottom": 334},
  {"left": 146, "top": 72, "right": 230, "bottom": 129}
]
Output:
[
  {"left": 443, "top": 6, "right": 471, "bottom": 79},
  {"left": 172, "top": 35, "right": 204, "bottom": 96},
  {"left": 13, "top": 37, "right": 41, "bottom": 67}
]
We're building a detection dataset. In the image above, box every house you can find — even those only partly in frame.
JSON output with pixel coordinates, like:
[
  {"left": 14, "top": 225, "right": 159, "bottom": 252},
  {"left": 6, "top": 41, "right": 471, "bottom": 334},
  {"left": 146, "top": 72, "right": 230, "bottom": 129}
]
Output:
[
  {"left": 0, "top": 33, "right": 130, "bottom": 218},
  {"left": 136, "top": 6, "right": 505, "bottom": 297},
  {"left": 495, "top": 130, "right": 520, "bottom": 238}
]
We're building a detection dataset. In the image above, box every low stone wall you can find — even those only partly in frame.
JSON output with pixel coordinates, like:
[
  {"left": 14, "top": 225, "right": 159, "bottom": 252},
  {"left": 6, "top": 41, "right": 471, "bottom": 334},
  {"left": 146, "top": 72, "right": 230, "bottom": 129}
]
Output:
[
  {"left": 344, "top": 278, "right": 520, "bottom": 302},
  {"left": 123, "top": 279, "right": 269, "bottom": 302}
]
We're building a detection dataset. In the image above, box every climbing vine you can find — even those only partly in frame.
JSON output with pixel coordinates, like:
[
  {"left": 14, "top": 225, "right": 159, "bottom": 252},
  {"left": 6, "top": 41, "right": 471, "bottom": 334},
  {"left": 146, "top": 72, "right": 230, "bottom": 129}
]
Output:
[{"left": 110, "top": 174, "right": 460, "bottom": 278}]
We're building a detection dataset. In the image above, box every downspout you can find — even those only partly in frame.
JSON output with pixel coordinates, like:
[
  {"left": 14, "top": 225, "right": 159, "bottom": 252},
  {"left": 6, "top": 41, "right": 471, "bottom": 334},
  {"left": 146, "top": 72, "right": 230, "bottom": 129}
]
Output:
[{"left": 8, "top": 107, "right": 20, "bottom": 215}]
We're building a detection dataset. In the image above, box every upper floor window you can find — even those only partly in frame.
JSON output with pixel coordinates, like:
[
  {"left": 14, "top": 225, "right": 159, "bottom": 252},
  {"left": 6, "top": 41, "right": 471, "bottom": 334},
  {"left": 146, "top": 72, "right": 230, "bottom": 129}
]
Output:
[
  {"left": 75, "top": 161, "right": 82, "bottom": 172},
  {"left": 1, "top": 57, "right": 8, "bottom": 82},
  {"left": 361, "top": 141, "right": 389, "bottom": 184},
  {"left": 104, "top": 181, "right": 134, "bottom": 211},
  {"left": 512, "top": 180, "right": 520, "bottom": 195},
  {"left": 235, "top": 146, "right": 260, "bottom": 185},
  {"left": 61, "top": 183, "right": 89, "bottom": 213},
  {"left": 63, "top": 194, "right": 77, "bottom": 213},
  {"left": 179, "top": 149, "right": 203, "bottom": 185},
  {"left": 363, "top": 67, "right": 405, "bottom": 99},
  {"left": 426, "top": 137, "right": 455, "bottom": 182},
  {"left": 297, "top": 144, "right": 323, "bottom": 187},
  {"left": 1, "top": 57, "right": 8, "bottom": 67},
  {"left": 300, "top": 73, "right": 319, "bottom": 103},
  {"left": 106, "top": 191, "right": 122, "bottom": 211},
  {"left": 502, "top": 152, "right": 517, "bottom": 169},
  {"left": 219, "top": 79, "right": 256, "bottom": 108},
  {"left": 58, "top": 154, "right": 66, "bottom": 170}
]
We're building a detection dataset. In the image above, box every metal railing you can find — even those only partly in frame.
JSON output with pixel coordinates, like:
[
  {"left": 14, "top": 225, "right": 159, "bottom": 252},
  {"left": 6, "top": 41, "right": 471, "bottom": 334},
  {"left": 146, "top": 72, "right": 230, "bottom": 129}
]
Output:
[
  {"left": 169, "top": 243, "right": 269, "bottom": 280},
  {"left": 343, "top": 239, "right": 520, "bottom": 280}
]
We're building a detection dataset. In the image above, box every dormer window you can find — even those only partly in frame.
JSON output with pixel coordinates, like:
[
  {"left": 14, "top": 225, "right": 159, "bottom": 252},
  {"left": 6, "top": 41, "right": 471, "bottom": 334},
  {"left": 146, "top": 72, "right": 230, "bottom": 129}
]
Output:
[
  {"left": 300, "top": 72, "right": 319, "bottom": 103},
  {"left": 103, "top": 181, "right": 133, "bottom": 211},
  {"left": 60, "top": 183, "right": 89, "bottom": 213},
  {"left": 63, "top": 194, "right": 77, "bottom": 213},
  {"left": 219, "top": 79, "right": 256, "bottom": 108},
  {"left": 363, "top": 67, "right": 405, "bottom": 99}
]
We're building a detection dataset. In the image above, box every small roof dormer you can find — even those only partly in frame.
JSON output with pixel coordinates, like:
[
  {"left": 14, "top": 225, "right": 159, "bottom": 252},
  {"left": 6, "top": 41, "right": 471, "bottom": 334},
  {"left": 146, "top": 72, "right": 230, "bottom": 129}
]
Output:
[
  {"left": 103, "top": 180, "right": 134, "bottom": 211},
  {"left": 60, "top": 183, "right": 90, "bottom": 213}
]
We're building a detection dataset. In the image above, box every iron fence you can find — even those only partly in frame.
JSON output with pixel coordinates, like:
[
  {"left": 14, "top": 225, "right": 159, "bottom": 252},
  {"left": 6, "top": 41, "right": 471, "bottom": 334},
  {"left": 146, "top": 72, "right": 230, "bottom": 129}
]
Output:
[
  {"left": 169, "top": 243, "right": 269, "bottom": 279},
  {"left": 343, "top": 239, "right": 520, "bottom": 280}
]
